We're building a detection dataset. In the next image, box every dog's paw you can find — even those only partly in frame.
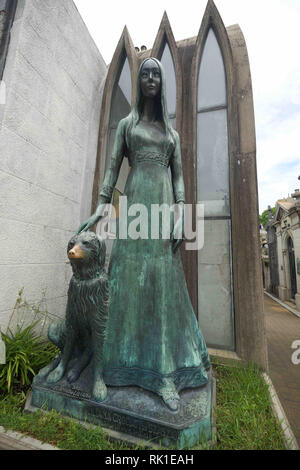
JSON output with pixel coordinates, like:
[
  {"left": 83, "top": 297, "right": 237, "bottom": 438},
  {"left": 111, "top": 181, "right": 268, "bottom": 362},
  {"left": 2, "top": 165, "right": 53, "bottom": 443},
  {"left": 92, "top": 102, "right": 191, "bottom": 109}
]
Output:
[
  {"left": 36, "top": 358, "right": 60, "bottom": 380},
  {"left": 66, "top": 368, "right": 80, "bottom": 384},
  {"left": 35, "top": 364, "right": 53, "bottom": 379},
  {"left": 46, "top": 365, "right": 65, "bottom": 384},
  {"left": 92, "top": 378, "right": 107, "bottom": 402}
]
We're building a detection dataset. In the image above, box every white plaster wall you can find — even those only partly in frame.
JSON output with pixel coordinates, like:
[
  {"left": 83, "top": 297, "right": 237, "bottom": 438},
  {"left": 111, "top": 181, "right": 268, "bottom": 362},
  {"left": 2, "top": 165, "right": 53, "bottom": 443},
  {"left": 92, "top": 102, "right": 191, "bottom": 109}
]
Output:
[{"left": 0, "top": 0, "right": 107, "bottom": 331}]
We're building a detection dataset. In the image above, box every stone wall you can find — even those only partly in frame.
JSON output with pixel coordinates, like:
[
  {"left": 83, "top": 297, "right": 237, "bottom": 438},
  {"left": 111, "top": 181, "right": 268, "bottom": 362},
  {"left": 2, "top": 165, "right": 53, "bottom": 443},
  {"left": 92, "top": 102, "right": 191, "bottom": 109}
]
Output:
[{"left": 0, "top": 0, "right": 107, "bottom": 331}]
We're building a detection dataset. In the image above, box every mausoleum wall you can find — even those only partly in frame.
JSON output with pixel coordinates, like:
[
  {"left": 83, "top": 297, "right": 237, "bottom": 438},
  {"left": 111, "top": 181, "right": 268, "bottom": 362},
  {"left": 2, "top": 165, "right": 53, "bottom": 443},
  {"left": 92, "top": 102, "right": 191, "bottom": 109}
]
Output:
[{"left": 0, "top": 0, "right": 107, "bottom": 331}]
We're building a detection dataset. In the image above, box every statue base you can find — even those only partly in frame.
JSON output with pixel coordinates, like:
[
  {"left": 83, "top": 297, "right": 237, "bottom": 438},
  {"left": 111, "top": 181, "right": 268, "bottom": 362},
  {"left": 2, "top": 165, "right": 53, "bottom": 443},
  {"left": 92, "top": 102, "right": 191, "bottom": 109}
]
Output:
[{"left": 28, "top": 365, "right": 215, "bottom": 449}]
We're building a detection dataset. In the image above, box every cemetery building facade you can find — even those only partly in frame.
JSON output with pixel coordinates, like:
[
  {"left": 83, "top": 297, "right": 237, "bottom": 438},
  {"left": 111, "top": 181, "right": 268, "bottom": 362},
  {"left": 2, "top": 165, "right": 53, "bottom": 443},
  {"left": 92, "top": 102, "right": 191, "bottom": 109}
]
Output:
[
  {"left": 0, "top": 0, "right": 268, "bottom": 369},
  {"left": 266, "top": 192, "right": 300, "bottom": 312}
]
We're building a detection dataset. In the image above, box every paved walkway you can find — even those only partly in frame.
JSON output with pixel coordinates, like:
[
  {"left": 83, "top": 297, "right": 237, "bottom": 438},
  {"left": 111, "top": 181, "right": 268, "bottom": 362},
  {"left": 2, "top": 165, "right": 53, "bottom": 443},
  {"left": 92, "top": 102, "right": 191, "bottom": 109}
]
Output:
[
  {"left": 0, "top": 425, "right": 58, "bottom": 450},
  {"left": 264, "top": 294, "right": 300, "bottom": 445}
]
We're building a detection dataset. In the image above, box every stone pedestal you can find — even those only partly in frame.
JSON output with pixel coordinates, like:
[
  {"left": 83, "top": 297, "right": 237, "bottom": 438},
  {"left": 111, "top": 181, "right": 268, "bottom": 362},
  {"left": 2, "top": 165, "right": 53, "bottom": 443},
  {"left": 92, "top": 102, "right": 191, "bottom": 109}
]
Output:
[{"left": 28, "top": 364, "right": 215, "bottom": 449}]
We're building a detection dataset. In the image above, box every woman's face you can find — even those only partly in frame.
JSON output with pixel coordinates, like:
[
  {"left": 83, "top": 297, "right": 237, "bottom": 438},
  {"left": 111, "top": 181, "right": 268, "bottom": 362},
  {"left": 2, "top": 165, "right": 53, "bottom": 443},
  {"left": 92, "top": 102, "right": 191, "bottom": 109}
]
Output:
[{"left": 140, "top": 59, "right": 161, "bottom": 98}]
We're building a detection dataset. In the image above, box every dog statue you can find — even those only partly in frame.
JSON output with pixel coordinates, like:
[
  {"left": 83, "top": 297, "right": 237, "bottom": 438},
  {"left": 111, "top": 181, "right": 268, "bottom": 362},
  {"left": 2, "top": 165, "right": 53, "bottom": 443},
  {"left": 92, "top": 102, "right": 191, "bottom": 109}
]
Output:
[{"left": 37, "top": 231, "right": 109, "bottom": 402}]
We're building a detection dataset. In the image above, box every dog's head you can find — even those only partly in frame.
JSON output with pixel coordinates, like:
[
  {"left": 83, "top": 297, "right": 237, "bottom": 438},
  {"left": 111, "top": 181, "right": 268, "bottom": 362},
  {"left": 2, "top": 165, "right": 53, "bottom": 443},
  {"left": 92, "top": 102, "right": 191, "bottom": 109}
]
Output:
[{"left": 67, "top": 231, "right": 106, "bottom": 271}]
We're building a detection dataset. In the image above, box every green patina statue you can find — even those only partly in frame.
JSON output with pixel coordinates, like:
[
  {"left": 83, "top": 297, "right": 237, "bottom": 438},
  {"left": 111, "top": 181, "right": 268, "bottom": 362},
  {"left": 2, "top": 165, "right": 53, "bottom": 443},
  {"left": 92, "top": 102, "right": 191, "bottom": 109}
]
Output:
[
  {"left": 76, "top": 58, "right": 210, "bottom": 412},
  {"left": 36, "top": 231, "right": 109, "bottom": 403}
]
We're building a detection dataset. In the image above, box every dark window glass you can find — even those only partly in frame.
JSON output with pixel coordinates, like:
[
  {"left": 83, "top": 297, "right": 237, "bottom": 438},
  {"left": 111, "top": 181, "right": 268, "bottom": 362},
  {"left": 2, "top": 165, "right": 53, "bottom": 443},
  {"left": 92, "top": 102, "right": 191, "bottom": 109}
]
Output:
[
  {"left": 196, "top": 28, "right": 234, "bottom": 350},
  {"left": 197, "top": 219, "right": 234, "bottom": 350},
  {"left": 197, "top": 109, "right": 229, "bottom": 217},
  {"left": 104, "top": 57, "right": 131, "bottom": 239},
  {"left": 160, "top": 42, "right": 176, "bottom": 121},
  {"left": 105, "top": 57, "right": 131, "bottom": 193},
  {"left": 197, "top": 28, "right": 226, "bottom": 111}
]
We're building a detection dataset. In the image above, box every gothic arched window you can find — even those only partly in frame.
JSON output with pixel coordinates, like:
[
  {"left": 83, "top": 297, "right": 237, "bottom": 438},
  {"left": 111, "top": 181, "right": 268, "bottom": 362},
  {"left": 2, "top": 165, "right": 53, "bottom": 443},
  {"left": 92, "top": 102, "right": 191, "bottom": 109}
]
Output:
[
  {"left": 152, "top": 12, "right": 180, "bottom": 130},
  {"left": 160, "top": 42, "right": 176, "bottom": 128},
  {"left": 196, "top": 27, "right": 234, "bottom": 350},
  {"left": 105, "top": 55, "right": 131, "bottom": 192}
]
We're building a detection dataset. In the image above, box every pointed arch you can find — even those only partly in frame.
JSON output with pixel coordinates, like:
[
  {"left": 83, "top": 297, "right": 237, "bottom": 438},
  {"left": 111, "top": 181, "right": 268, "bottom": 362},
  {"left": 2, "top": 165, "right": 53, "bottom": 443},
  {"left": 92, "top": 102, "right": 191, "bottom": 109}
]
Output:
[
  {"left": 190, "top": 1, "right": 266, "bottom": 368},
  {"left": 282, "top": 228, "right": 294, "bottom": 249},
  {"left": 192, "top": 0, "right": 236, "bottom": 197},
  {"left": 192, "top": 0, "right": 236, "bottom": 351},
  {"left": 193, "top": 1, "right": 234, "bottom": 104},
  {"left": 192, "top": 0, "right": 237, "bottom": 216},
  {"left": 151, "top": 12, "right": 182, "bottom": 130},
  {"left": 91, "top": 27, "right": 138, "bottom": 213}
]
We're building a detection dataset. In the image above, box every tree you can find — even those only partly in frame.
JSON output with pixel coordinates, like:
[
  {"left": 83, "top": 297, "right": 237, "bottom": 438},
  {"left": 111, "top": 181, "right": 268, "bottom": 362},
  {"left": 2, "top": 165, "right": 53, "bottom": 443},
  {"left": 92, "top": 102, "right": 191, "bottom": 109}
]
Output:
[{"left": 259, "top": 207, "right": 275, "bottom": 229}]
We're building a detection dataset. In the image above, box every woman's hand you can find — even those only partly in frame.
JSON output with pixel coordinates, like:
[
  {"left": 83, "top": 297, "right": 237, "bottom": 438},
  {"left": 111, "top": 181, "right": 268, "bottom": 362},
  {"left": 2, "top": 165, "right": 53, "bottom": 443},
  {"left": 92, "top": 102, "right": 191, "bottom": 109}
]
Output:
[
  {"left": 76, "top": 200, "right": 109, "bottom": 235},
  {"left": 76, "top": 213, "right": 101, "bottom": 235},
  {"left": 171, "top": 203, "right": 185, "bottom": 253}
]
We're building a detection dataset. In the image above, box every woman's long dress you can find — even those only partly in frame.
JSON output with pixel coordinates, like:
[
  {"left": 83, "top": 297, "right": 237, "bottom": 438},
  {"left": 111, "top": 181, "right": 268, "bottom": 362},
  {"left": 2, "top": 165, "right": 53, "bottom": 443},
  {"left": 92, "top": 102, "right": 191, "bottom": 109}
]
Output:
[{"left": 102, "top": 119, "right": 210, "bottom": 397}]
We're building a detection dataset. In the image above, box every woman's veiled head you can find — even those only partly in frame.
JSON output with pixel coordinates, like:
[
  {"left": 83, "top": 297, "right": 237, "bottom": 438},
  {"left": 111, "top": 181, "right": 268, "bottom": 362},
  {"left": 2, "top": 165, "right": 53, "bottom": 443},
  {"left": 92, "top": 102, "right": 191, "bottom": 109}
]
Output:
[
  {"left": 127, "top": 57, "right": 175, "bottom": 147},
  {"left": 139, "top": 58, "right": 161, "bottom": 99}
]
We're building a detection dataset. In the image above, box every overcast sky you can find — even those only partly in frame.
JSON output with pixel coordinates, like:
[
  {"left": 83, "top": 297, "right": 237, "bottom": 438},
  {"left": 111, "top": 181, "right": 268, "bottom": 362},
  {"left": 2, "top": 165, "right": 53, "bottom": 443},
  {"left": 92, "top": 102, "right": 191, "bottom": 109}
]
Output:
[{"left": 74, "top": 0, "right": 300, "bottom": 213}]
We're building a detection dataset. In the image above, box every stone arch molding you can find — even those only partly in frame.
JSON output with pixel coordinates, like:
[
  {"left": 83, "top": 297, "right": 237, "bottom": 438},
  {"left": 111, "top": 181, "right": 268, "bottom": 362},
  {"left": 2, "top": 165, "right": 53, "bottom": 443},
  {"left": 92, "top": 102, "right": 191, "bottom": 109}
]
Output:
[
  {"left": 282, "top": 229, "right": 294, "bottom": 249},
  {"left": 92, "top": 27, "right": 138, "bottom": 213},
  {"left": 192, "top": 0, "right": 234, "bottom": 103},
  {"left": 151, "top": 12, "right": 182, "bottom": 130},
  {"left": 191, "top": 0, "right": 236, "bottom": 193}
]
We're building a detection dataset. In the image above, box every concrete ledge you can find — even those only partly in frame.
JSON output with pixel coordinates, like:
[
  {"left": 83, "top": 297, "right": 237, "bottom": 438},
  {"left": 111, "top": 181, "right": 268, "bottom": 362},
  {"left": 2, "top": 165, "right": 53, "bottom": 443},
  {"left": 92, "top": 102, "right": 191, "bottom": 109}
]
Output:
[
  {"left": 262, "top": 373, "right": 299, "bottom": 450},
  {"left": 208, "top": 348, "right": 246, "bottom": 367},
  {"left": 0, "top": 425, "right": 59, "bottom": 450},
  {"left": 264, "top": 291, "right": 300, "bottom": 319}
]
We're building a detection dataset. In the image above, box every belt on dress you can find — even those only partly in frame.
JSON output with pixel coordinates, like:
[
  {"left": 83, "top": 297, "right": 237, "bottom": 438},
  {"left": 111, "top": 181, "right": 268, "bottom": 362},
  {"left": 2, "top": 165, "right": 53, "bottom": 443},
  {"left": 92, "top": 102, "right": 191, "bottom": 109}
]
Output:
[{"left": 129, "top": 151, "right": 170, "bottom": 168}]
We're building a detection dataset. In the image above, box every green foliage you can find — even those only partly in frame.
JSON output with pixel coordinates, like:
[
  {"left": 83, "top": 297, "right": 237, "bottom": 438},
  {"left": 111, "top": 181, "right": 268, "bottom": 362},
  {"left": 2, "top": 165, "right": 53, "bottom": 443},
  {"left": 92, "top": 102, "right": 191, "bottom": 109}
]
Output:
[
  {"left": 0, "top": 324, "right": 58, "bottom": 394},
  {"left": 0, "top": 393, "right": 136, "bottom": 450},
  {"left": 213, "top": 362, "right": 286, "bottom": 450},
  {"left": 259, "top": 207, "right": 275, "bottom": 228},
  {"left": 0, "top": 288, "right": 59, "bottom": 394}
]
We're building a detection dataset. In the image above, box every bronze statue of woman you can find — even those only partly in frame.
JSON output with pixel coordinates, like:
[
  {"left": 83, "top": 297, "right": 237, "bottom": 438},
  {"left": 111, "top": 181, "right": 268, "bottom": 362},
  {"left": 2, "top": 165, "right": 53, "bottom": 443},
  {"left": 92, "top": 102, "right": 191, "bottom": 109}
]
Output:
[{"left": 77, "top": 57, "right": 210, "bottom": 411}]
